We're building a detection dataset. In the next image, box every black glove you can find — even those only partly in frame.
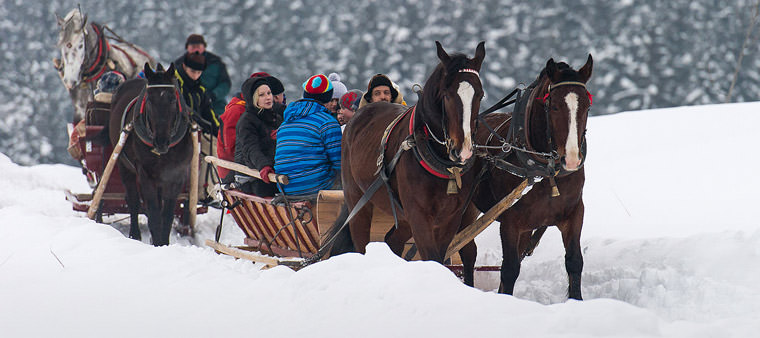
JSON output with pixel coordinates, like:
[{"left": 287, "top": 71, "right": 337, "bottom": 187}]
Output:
[{"left": 191, "top": 113, "right": 214, "bottom": 134}]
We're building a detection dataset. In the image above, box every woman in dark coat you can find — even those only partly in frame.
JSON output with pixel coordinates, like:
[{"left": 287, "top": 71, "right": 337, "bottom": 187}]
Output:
[{"left": 234, "top": 76, "right": 285, "bottom": 196}]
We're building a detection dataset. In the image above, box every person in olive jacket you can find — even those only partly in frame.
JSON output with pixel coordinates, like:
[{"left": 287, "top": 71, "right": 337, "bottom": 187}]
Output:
[{"left": 234, "top": 76, "right": 285, "bottom": 196}]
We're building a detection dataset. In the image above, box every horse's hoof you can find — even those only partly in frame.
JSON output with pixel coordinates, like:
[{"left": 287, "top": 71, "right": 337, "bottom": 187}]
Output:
[{"left": 176, "top": 225, "right": 193, "bottom": 237}]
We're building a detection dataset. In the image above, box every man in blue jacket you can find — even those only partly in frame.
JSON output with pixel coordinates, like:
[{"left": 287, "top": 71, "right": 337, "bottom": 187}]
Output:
[{"left": 275, "top": 74, "right": 342, "bottom": 196}]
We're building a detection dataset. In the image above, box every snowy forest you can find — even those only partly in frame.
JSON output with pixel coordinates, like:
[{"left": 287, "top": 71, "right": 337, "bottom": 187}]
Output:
[{"left": 1, "top": 0, "right": 759, "bottom": 165}]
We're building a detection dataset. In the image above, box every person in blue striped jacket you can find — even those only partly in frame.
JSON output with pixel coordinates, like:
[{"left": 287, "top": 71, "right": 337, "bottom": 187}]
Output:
[{"left": 274, "top": 74, "right": 342, "bottom": 197}]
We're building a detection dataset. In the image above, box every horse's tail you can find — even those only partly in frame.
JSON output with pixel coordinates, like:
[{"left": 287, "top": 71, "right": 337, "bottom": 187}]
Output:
[{"left": 326, "top": 204, "right": 354, "bottom": 256}]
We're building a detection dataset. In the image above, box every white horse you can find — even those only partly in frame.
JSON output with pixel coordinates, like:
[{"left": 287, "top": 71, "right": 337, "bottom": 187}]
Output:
[{"left": 55, "top": 8, "right": 155, "bottom": 124}]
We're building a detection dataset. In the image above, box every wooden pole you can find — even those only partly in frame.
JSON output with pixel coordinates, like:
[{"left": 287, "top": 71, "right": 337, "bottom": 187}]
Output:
[
  {"left": 188, "top": 129, "right": 199, "bottom": 230},
  {"left": 445, "top": 178, "right": 531, "bottom": 260},
  {"left": 204, "top": 156, "right": 289, "bottom": 185},
  {"left": 204, "top": 239, "right": 280, "bottom": 268},
  {"left": 87, "top": 124, "right": 133, "bottom": 220}
]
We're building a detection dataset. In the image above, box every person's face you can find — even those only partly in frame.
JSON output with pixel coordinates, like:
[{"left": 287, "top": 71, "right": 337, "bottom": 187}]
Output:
[
  {"left": 256, "top": 85, "right": 273, "bottom": 109},
  {"left": 371, "top": 85, "right": 392, "bottom": 103},
  {"left": 338, "top": 107, "right": 355, "bottom": 125},
  {"left": 273, "top": 93, "right": 284, "bottom": 104},
  {"left": 183, "top": 64, "right": 203, "bottom": 81},
  {"left": 325, "top": 98, "right": 339, "bottom": 113},
  {"left": 186, "top": 43, "right": 206, "bottom": 54}
]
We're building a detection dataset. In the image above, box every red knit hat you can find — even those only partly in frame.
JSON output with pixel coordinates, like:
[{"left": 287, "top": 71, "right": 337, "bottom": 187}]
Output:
[
  {"left": 340, "top": 90, "right": 362, "bottom": 111},
  {"left": 302, "top": 74, "right": 334, "bottom": 103}
]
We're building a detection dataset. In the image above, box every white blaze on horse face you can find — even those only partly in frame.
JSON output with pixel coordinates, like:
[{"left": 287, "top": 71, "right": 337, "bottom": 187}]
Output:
[
  {"left": 457, "top": 81, "right": 475, "bottom": 162},
  {"left": 564, "top": 92, "right": 582, "bottom": 171},
  {"left": 61, "top": 31, "right": 85, "bottom": 89}
]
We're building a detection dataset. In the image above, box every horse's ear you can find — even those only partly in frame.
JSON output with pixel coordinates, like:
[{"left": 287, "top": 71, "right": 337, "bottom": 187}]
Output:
[
  {"left": 55, "top": 13, "right": 64, "bottom": 26},
  {"left": 473, "top": 41, "right": 486, "bottom": 69},
  {"left": 545, "top": 58, "right": 559, "bottom": 81},
  {"left": 143, "top": 62, "right": 154, "bottom": 78},
  {"left": 80, "top": 14, "right": 88, "bottom": 30},
  {"left": 578, "top": 54, "right": 593, "bottom": 83},
  {"left": 436, "top": 41, "right": 451, "bottom": 65},
  {"left": 165, "top": 63, "right": 175, "bottom": 77}
]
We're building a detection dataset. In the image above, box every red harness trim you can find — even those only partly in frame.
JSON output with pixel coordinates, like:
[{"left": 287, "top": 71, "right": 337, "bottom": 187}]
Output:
[
  {"left": 419, "top": 160, "right": 451, "bottom": 179},
  {"left": 407, "top": 106, "right": 416, "bottom": 135},
  {"left": 110, "top": 44, "right": 137, "bottom": 68},
  {"left": 407, "top": 105, "right": 453, "bottom": 179},
  {"left": 83, "top": 24, "right": 110, "bottom": 83}
]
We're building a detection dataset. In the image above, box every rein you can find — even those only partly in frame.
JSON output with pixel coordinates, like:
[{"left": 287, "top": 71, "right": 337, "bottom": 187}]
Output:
[{"left": 131, "top": 83, "right": 189, "bottom": 154}]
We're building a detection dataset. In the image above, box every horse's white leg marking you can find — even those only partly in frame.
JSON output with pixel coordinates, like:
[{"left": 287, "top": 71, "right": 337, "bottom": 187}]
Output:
[
  {"left": 564, "top": 92, "right": 581, "bottom": 170},
  {"left": 457, "top": 81, "right": 475, "bottom": 161}
]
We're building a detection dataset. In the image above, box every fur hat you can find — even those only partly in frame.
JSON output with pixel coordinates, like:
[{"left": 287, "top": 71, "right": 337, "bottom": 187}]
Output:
[
  {"left": 241, "top": 77, "right": 270, "bottom": 110},
  {"left": 340, "top": 89, "right": 362, "bottom": 111},
  {"left": 183, "top": 52, "right": 206, "bottom": 71},
  {"left": 265, "top": 76, "right": 285, "bottom": 96},
  {"left": 185, "top": 34, "right": 206, "bottom": 48},
  {"left": 94, "top": 71, "right": 126, "bottom": 95},
  {"left": 328, "top": 73, "right": 348, "bottom": 100},
  {"left": 363, "top": 74, "right": 398, "bottom": 102},
  {"left": 302, "top": 74, "right": 333, "bottom": 104}
]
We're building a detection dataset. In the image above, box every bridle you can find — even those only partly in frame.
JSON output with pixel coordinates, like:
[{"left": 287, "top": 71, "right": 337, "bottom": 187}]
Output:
[
  {"left": 476, "top": 79, "right": 591, "bottom": 195},
  {"left": 131, "top": 83, "right": 189, "bottom": 154},
  {"left": 533, "top": 80, "right": 591, "bottom": 167},
  {"left": 421, "top": 68, "right": 481, "bottom": 158}
]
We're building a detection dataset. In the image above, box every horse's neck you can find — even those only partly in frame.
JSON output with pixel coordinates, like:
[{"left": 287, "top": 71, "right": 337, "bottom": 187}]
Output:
[
  {"left": 415, "top": 90, "right": 441, "bottom": 133},
  {"left": 525, "top": 80, "right": 552, "bottom": 153},
  {"left": 83, "top": 23, "right": 101, "bottom": 65}
]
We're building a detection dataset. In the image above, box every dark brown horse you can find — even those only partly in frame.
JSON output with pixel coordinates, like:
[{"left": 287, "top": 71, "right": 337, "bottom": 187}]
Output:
[
  {"left": 335, "top": 41, "right": 485, "bottom": 265},
  {"left": 470, "top": 56, "right": 593, "bottom": 299},
  {"left": 108, "top": 63, "right": 193, "bottom": 246}
]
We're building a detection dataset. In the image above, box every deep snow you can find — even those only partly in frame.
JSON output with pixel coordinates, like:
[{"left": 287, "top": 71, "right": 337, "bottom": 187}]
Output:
[{"left": 1, "top": 103, "right": 759, "bottom": 337}]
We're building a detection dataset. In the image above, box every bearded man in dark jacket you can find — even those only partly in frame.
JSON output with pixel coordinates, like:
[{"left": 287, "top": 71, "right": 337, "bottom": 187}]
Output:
[{"left": 234, "top": 76, "right": 285, "bottom": 196}]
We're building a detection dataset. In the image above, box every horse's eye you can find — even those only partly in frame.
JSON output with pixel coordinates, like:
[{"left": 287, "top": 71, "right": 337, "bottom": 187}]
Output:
[{"left": 66, "top": 42, "right": 72, "bottom": 49}]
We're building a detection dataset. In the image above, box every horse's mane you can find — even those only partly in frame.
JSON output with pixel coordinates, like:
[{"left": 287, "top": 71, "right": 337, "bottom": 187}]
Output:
[
  {"left": 538, "top": 61, "right": 584, "bottom": 83},
  {"left": 423, "top": 52, "right": 471, "bottom": 102}
]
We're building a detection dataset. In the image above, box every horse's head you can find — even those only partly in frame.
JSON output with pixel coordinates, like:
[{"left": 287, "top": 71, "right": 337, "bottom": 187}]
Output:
[
  {"left": 430, "top": 41, "right": 485, "bottom": 163},
  {"left": 140, "top": 62, "right": 186, "bottom": 155},
  {"left": 540, "top": 55, "right": 593, "bottom": 172},
  {"left": 56, "top": 9, "right": 89, "bottom": 90}
]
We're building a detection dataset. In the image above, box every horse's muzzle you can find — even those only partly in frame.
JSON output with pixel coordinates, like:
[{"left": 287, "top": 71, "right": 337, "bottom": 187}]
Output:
[{"left": 561, "top": 154, "right": 583, "bottom": 171}]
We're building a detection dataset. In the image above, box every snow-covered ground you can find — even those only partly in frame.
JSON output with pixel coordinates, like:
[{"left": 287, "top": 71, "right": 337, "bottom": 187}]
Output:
[{"left": 1, "top": 103, "right": 759, "bottom": 337}]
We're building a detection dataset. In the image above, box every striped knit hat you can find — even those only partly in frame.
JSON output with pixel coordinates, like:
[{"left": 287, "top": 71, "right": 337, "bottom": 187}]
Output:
[
  {"left": 302, "top": 74, "right": 334, "bottom": 103},
  {"left": 340, "top": 89, "right": 362, "bottom": 111}
]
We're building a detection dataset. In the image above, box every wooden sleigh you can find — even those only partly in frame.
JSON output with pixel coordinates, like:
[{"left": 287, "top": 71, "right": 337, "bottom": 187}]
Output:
[
  {"left": 64, "top": 95, "right": 207, "bottom": 228},
  {"left": 204, "top": 156, "right": 531, "bottom": 274}
]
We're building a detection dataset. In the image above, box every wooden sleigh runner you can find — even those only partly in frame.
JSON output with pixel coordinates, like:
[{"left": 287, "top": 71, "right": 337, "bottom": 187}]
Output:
[{"left": 204, "top": 156, "right": 531, "bottom": 274}]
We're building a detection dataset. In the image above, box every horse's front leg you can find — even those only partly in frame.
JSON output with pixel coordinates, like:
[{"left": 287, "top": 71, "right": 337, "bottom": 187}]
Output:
[
  {"left": 407, "top": 211, "right": 460, "bottom": 264},
  {"left": 119, "top": 164, "right": 142, "bottom": 241},
  {"left": 139, "top": 179, "right": 164, "bottom": 246},
  {"left": 559, "top": 200, "right": 585, "bottom": 300},
  {"left": 457, "top": 204, "right": 480, "bottom": 287},
  {"left": 498, "top": 216, "right": 522, "bottom": 295},
  {"left": 160, "top": 195, "right": 179, "bottom": 243}
]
